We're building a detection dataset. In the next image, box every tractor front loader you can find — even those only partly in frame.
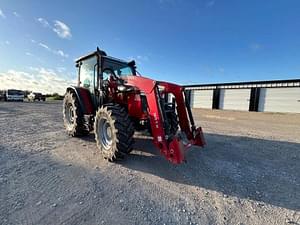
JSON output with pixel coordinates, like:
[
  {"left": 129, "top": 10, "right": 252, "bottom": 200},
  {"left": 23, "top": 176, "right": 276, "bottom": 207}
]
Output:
[{"left": 63, "top": 48, "right": 205, "bottom": 164}]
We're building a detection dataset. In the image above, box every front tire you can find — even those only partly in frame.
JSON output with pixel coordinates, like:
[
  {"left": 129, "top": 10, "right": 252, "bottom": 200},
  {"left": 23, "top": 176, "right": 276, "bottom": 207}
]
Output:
[
  {"left": 94, "top": 104, "right": 134, "bottom": 161},
  {"left": 63, "top": 91, "right": 89, "bottom": 137}
]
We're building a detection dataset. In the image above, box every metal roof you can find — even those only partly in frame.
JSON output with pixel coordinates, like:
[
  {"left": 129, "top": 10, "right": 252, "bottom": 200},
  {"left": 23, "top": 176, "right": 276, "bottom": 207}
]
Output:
[{"left": 184, "top": 79, "right": 300, "bottom": 90}]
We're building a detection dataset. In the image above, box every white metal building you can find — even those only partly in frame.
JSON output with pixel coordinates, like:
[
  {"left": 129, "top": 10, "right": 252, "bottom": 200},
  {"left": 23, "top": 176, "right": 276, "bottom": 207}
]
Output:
[
  {"left": 185, "top": 79, "right": 300, "bottom": 113},
  {"left": 190, "top": 90, "right": 213, "bottom": 109},
  {"left": 219, "top": 89, "right": 251, "bottom": 111},
  {"left": 258, "top": 87, "right": 300, "bottom": 113}
]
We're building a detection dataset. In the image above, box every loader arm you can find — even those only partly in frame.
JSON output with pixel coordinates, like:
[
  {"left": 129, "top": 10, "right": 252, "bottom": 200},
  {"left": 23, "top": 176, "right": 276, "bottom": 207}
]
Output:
[{"left": 124, "top": 76, "right": 206, "bottom": 164}]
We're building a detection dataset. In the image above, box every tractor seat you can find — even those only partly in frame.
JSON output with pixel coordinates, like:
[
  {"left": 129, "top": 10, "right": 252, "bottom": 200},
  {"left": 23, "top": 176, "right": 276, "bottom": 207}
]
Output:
[{"left": 117, "top": 84, "right": 134, "bottom": 92}]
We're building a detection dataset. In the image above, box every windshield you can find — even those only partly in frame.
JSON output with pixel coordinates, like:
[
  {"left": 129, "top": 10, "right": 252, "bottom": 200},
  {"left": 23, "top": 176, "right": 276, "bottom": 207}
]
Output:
[
  {"left": 102, "top": 58, "right": 135, "bottom": 77},
  {"left": 7, "top": 90, "right": 24, "bottom": 95}
]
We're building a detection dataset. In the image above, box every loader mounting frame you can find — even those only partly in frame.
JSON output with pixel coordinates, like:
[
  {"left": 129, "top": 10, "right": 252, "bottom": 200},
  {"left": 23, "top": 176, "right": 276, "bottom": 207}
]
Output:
[{"left": 124, "top": 76, "right": 206, "bottom": 164}]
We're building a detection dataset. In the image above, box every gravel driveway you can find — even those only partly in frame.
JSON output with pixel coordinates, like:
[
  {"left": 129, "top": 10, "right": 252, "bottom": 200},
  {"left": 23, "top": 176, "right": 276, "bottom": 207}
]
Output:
[{"left": 0, "top": 101, "right": 299, "bottom": 225}]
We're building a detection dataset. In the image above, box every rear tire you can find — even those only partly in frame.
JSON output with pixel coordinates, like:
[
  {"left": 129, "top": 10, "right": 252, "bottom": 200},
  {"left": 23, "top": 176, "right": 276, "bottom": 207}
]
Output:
[
  {"left": 94, "top": 104, "right": 134, "bottom": 161},
  {"left": 63, "top": 91, "right": 89, "bottom": 137}
]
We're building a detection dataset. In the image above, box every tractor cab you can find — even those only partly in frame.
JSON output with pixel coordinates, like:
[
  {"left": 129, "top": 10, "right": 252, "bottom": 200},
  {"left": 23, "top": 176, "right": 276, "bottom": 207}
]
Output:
[{"left": 75, "top": 49, "right": 137, "bottom": 107}]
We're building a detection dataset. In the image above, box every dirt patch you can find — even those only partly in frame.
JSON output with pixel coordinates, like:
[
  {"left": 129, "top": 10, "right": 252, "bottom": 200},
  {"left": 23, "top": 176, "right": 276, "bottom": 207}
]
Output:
[{"left": 0, "top": 101, "right": 299, "bottom": 225}]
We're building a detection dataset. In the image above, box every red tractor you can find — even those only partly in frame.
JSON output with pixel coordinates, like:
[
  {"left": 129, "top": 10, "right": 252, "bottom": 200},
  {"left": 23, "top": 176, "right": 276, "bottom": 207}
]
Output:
[{"left": 63, "top": 48, "right": 205, "bottom": 164}]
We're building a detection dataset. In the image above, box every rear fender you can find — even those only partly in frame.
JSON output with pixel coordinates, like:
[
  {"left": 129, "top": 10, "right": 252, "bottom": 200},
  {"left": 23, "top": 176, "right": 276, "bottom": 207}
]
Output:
[{"left": 66, "top": 86, "right": 94, "bottom": 115}]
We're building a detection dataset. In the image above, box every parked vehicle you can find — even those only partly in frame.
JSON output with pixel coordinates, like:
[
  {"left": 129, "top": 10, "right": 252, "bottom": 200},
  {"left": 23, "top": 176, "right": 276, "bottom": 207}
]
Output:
[
  {"left": 27, "top": 92, "right": 35, "bottom": 101},
  {"left": 34, "top": 92, "right": 46, "bottom": 101},
  {"left": 4, "top": 89, "right": 24, "bottom": 101},
  {"left": 27, "top": 92, "right": 46, "bottom": 101},
  {"left": 0, "top": 90, "right": 5, "bottom": 101}
]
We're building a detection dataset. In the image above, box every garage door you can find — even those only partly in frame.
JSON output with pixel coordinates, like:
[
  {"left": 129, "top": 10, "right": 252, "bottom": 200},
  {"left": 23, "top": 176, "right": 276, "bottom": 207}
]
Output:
[
  {"left": 258, "top": 87, "right": 300, "bottom": 113},
  {"left": 191, "top": 90, "right": 213, "bottom": 109},
  {"left": 219, "top": 89, "right": 251, "bottom": 111}
]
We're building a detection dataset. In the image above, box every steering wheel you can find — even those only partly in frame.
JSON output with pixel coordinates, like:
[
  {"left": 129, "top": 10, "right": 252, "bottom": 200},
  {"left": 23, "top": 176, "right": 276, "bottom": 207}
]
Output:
[{"left": 102, "top": 68, "right": 117, "bottom": 81}]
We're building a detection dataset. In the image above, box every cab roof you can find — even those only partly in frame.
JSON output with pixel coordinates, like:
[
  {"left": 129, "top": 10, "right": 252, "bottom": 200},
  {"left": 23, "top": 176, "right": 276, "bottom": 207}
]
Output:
[
  {"left": 75, "top": 48, "right": 106, "bottom": 63},
  {"left": 75, "top": 48, "right": 135, "bottom": 67}
]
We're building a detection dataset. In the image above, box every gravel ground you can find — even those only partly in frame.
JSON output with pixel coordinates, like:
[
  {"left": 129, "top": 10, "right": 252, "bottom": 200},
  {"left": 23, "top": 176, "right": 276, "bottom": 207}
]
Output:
[{"left": 0, "top": 101, "right": 299, "bottom": 225}]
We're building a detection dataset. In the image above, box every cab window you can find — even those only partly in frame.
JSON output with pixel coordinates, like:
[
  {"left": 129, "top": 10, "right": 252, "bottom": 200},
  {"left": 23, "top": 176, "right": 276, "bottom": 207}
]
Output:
[
  {"left": 102, "top": 58, "right": 135, "bottom": 78},
  {"left": 79, "top": 56, "right": 98, "bottom": 89}
]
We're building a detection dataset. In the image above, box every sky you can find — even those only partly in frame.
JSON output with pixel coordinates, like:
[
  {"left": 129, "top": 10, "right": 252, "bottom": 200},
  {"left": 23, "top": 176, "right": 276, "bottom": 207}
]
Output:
[{"left": 0, "top": 0, "right": 300, "bottom": 94}]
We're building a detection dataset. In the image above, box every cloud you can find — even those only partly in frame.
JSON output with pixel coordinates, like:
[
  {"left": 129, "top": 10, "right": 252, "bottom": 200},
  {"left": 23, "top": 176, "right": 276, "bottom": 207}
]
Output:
[
  {"left": 36, "top": 18, "right": 72, "bottom": 40},
  {"left": 25, "top": 52, "right": 44, "bottom": 63},
  {"left": 38, "top": 42, "right": 69, "bottom": 58},
  {"left": 56, "top": 50, "right": 68, "bottom": 58},
  {"left": 127, "top": 55, "right": 149, "bottom": 65},
  {"left": 5, "top": 41, "right": 10, "bottom": 45},
  {"left": 37, "top": 17, "right": 50, "bottom": 28},
  {"left": 56, "top": 67, "right": 66, "bottom": 73},
  {"left": 0, "top": 68, "right": 76, "bottom": 95},
  {"left": 53, "top": 20, "right": 72, "bottom": 39},
  {"left": 13, "top": 11, "right": 20, "bottom": 17},
  {"left": 206, "top": 1, "right": 215, "bottom": 7},
  {"left": 39, "top": 42, "right": 50, "bottom": 50},
  {"left": 0, "top": 9, "right": 6, "bottom": 19}
]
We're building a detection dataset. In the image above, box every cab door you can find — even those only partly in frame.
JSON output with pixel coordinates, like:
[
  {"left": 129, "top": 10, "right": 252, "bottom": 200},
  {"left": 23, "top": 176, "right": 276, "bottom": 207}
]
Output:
[{"left": 78, "top": 55, "right": 99, "bottom": 107}]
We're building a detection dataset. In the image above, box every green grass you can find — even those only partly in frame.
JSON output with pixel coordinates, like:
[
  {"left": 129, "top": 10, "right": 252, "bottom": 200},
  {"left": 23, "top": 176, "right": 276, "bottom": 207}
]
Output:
[{"left": 46, "top": 96, "right": 64, "bottom": 101}]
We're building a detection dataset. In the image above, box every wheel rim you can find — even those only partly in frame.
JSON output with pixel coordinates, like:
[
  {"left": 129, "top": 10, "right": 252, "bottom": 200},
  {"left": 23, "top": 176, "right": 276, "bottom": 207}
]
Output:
[
  {"left": 98, "top": 118, "right": 113, "bottom": 150},
  {"left": 65, "top": 103, "right": 74, "bottom": 125}
]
